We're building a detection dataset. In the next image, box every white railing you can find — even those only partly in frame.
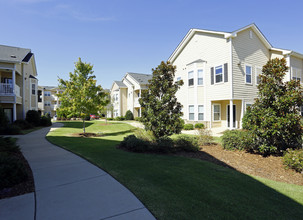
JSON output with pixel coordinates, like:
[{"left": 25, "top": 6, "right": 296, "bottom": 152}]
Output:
[{"left": 0, "top": 83, "right": 21, "bottom": 96}]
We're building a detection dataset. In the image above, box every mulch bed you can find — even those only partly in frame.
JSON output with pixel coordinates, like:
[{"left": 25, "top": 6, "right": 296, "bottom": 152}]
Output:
[
  {"left": 70, "top": 132, "right": 103, "bottom": 137},
  {"left": 177, "top": 144, "right": 303, "bottom": 186},
  {"left": 0, "top": 152, "right": 35, "bottom": 200}
]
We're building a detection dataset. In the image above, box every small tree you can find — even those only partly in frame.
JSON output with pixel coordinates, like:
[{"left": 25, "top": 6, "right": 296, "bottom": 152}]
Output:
[
  {"left": 139, "top": 61, "right": 184, "bottom": 138},
  {"left": 125, "top": 110, "right": 134, "bottom": 120},
  {"left": 57, "top": 58, "right": 109, "bottom": 133},
  {"left": 242, "top": 58, "right": 303, "bottom": 155}
]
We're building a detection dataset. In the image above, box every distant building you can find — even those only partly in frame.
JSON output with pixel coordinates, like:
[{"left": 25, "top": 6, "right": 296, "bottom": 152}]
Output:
[{"left": 38, "top": 86, "right": 62, "bottom": 117}]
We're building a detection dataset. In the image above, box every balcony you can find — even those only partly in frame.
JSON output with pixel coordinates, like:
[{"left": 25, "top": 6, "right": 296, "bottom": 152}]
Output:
[
  {"left": 0, "top": 83, "right": 20, "bottom": 96},
  {"left": 134, "top": 97, "right": 141, "bottom": 107}
]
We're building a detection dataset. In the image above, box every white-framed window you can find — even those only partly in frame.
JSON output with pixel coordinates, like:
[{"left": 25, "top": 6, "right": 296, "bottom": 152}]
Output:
[
  {"left": 245, "top": 103, "right": 252, "bottom": 112},
  {"left": 292, "top": 67, "right": 302, "bottom": 81},
  {"left": 198, "top": 105, "right": 204, "bottom": 120},
  {"left": 188, "top": 105, "right": 194, "bottom": 120},
  {"left": 177, "top": 77, "right": 181, "bottom": 81},
  {"left": 44, "top": 101, "right": 51, "bottom": 107},
  {"left": 197, "top": 69, "right": 203, "bottom": 85},
  {"left": 44, "top": 91, "right": 51, "bottom": 96},
  {"left": 32, "top": 83, "right": 36, "bottom": 95},
  {"left": 255, "top": 67, "right": 262, "bottom": 85},
  {"left": 213, "top": 104, "right": 221, "bottom": 121},
  {"left": 215, "top": 65, "right": 223, "bottom": 83},
  {"left": 245, "top": 65, "right": 252, "bottom": 84},
  {"left": 188, "top": 71, "right": 194, "bottom": 86}
]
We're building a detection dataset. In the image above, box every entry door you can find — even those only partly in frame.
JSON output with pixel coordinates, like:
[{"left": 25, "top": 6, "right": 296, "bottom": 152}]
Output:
[
  {"left": 227, "top": 105, "right": 236, "bottom": 128},
  {"left": 4, "top": 108, "right": 13, "bottom": 123}
]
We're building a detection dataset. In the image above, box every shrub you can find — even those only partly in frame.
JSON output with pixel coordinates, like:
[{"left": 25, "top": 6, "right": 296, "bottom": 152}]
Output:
[
  {"left": 197, "top": 128, "right": 214, "bottom": 146},
  {"left": 0, "top": 124, "right": 22, "bottom": 135},
  {"left": 125, "top": 110, "right": 134, "bottom": 120},
  {"left": 134, "top": 117, "right": 141, "bottom": 121},
  {"left": 134, "top": 129, "right": 156, "bottom": 142},
  {"left": 221, "top": 129, "right": 254, "bottom": 151},
  {"left": 174, "top": 135, "right": 199, "bottom": 152},
  {"left": 283, "top": 149, "right": 303, "bottom": 173},
  {"left": 0, "top": 107, "right": 9, "bottom": 128},
  {"left": 119, "top": 135, "right": 151, "bottom": 152},
  {"left": 0, "top": 137, "right": 20, "bottom": 153},
  {"left": 40, "top": 116, "right": 52, "bottom": 126},
  {"left": 184, "top": 124, "right": 194, "bottom": 130},
  {"left": 153, "top": 136, "right": 174, "bottom": 153},
  {"left": 26, "top": 110, "right": 40, "bottom": 126},
  {"left": 107, "top": 117, "right": 114, "bottom": 121},
  {"left": 13, "top": 120, "right": 33, "bottom": 130},
  {"left": 115, "top": 116, "right": 125, "bottom": 121},
  {"left": 0, "top": 154, "right": 28, "bottom": 189},
  {"left": 195, "top": 123, "right": 205, "bottom": 129}
]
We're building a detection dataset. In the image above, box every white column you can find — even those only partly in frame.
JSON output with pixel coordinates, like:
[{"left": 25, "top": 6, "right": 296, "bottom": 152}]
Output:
[
  {"left": 209, "top": 101, "right": 212, "bottom": 128},
  {"left": 22, "top": 64, "right": 26, "bottom": 119},
  {"left": 194, "top": 63, "right": 198, "bottom": 121},
  {"left": 12, "top": 69, "right": 15, "bottom": 94},
  {"left": 230, "top": 100, "right": 233, "bottom": 129},
  {"left": 13, "top": 103, "right": 16, "bottom": 122},
  {"left": 240, "top": 100, "right": 245, "bottom": 129}
]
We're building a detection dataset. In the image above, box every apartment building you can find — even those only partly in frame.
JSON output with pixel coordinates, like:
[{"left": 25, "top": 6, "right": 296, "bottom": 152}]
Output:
[
  {"left": 38, "top": 86, "right": 61, "bottom": 117},
  {"left": 168, "top": 23, "right": 303, "bottom": 129},
  {"left": 0, "top": 45, "right": 38, "bottom": 123},
  {"left": 110, "top": 72, "right": 152, "bottom": 118}
]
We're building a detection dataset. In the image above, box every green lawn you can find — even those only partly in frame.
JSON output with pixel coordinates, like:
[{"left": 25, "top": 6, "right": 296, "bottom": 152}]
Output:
[{"left": 47, "top": 121, "right": 303, "bottom": 220}]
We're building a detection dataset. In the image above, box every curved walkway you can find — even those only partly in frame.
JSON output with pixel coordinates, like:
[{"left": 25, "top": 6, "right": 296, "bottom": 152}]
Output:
[{"left": 0, "top": 123, "right": 155, "bottom": 220}]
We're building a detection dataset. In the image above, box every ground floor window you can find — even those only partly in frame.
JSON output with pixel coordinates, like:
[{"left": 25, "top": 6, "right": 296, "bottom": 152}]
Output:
[
  {"left": 189, "top": 105, "right": 194, "bottom": 120},
  {"left": 213, "top": 104, "right": 221, "bottom": 121},
  {"left": 198, "top": 105, "right": 204, "bottom": 120}
]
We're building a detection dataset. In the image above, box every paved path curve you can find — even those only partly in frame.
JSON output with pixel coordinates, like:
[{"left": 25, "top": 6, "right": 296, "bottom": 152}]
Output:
[{"left": 0, "top": 123, "right": 155, "bottom": 220}]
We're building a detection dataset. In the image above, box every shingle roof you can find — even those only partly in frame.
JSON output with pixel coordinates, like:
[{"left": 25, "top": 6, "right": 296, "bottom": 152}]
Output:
[
  {"left": 0, "top": 45, "right": 31, "bottom": 63},
  {"left": 127, "top": 72, "right": 152, "bottom": 85},
  {"left": 114, "top": 81, "right": 127, "bottom": 88}
]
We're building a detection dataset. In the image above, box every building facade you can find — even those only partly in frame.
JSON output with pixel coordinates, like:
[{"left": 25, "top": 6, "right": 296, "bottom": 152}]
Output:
[
  {"left": 168, "top": 24, "right": 303, "bottom": 129},
  {"left": 0, "top": 45, "right": 38, "bottom": 123},
  {"left": 38, "top": 86, "right": 61, "bottom": 117}
]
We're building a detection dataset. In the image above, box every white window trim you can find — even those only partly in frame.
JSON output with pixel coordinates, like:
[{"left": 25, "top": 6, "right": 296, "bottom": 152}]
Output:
[
  {"left": 32, "top": 83, "right": 36, "bottom": 95},
  {"left": 197, "top": 69, "right": 204, "bottom": 86},
  {"left": 188, "top": 105, "right": 195, "bottom": 121},
  {"left": 215, "top": 65, "right": 224, "bottom": 84},
  {"left": 198, "top": 105, "right": 204, "bottom": 121},
  {"left": 245, "top": 64, "right": 253, "bottom": 85},
  {"left": 213, "top": 104, "right": 221, "bottom": 122},
  {"left": 188, "top": 71, "right": 194, "bottom": 87},
  {"left": 292, "top": 67, "right": 302, "bottom": 81},
  {"left": 177, "top": 76, "right": 181, "bottom": 81},
  {"left": 255, "top": 66, "right": 262, "bottom": 85},
  {"left": 245, "top": 102, "right": 253, "bottom": 112}
]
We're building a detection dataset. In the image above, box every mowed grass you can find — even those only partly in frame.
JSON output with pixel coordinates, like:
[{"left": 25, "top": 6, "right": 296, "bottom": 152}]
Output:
[{"left": 46, "top": 121, "right": 303, "bottom": 220}]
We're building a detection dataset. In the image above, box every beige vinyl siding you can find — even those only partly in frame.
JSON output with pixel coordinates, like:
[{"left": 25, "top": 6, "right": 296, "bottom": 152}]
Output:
[
  {"left": 0, "top": 62, "right": 14, "bottom": 69},
  {"left": 270, "top": 51, "right": 284, "bottom": 59},
  {"left": 173, "top": 32, "right": 230, "bottom": 121},
  {"left": 232, "top": 28, "right": 270, "bottom": 100},
  {"left": 120, "top": 88, "right": 127, "bottom": 116},
  {"left": 0, "top": 96, "right": 14, "bottom": 102},
  {"left": 290, "top": 56, "right": 303, "bottom": 70}
]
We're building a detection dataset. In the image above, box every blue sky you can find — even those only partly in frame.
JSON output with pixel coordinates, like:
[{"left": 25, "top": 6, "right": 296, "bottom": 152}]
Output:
[{"left": 1, "top": 0, "right": 302, "bottom": 89}]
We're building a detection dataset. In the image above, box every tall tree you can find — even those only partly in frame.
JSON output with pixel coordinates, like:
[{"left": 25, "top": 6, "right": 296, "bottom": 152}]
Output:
[
  {"left": 139, "top": 61, "right": 184, "bottom": 138},
  {"left": 242, "top": 58, "right": 303, "bottom": 155},
  {"left": 57, "top": 58, "right": 108, "bottom": 133}
]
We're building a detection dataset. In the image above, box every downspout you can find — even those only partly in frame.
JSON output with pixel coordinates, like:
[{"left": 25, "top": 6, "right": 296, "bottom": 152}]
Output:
[
  {"left": 22, "top": 63, "right": 25, "bottom": 119},
  {"left": 229, "top": 37, "right": 234, "bottom": 129}
]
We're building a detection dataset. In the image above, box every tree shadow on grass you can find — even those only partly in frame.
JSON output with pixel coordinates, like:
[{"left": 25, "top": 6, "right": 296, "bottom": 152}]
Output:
[
  {"left": 46, "top": 135, "right": 303, "bottom": 219},
  {"left": 57, "top": 121, "right": 94, "bottom": 129},
  {"left": 104, "top": 128, "right": 137, "bottom": 137}
]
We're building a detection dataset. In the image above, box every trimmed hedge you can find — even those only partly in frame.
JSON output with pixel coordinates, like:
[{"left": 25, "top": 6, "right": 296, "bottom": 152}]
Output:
[
  {"left": 195, "top": 123, "right": 205, "bottom": 129},
  {"left": 13, "top": 120, "right": 33, "bottom": 130},
  {"left": 283, "top": 149, "right": 303, "bottom": 173},
  {"left": 26, "top": 110, "right": 40, "bottom": 126},
  {"left": 125, "top": 110, "right": 134, "bottom": 120},
  {"left": 221, "top": 129, "right": 254, "bottom": 151},
  {"left": 184, "top": 124, "right": 194, "bottom": 130}
]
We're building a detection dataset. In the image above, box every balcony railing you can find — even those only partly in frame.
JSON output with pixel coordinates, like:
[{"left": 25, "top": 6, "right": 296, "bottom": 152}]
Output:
[
  {"left": 0, "top": 83, "right": 20, "bottom": 96},
  {"left": 134, "top": 97, "right": 140, "bottom": 107}
]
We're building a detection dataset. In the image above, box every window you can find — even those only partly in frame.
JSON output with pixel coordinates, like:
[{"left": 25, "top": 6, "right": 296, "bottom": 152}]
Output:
[
  {"left": 115, "top": 94, "right": 118, "bottom": 101},
  {"left": 215, "top": 66, "right": 223, "bottom": 83},
  {"left": 32, "top": 84, "right": 36, "bottom": 95},
  {"left": 188, "top": 71, "right": 194, "bottom": 86},
  {"left": 189, "top": 105, "right": 194, "bottom": 120},
  {"left": 245, "top": 103, "right": 252, "bottom": 112},
  {"left": 292, "top": 67, "right": 302, "bottom": 81},
  {"left": 245, "top": 65, "right": 252, "bottom": 84},
  {"left": 198, "top": 105, "right": 204, "bottom": 120},
  {"left": 213, "top": 104, "right": 221, "bottom": 121},
  {"left": 177, "top": 77, "right": 181, "bottom": 81},
  {"left": 44, "top": 101, "right": 51, "bottom": 107},
  {"left": 44, "top": 91, "right": 51, "bottom": 96},
  {"left": 256, "top": 67, "right": 262, "bottom": 85},
  {"left": 197, "top": 69, "right": 203, "bottom": 85}
]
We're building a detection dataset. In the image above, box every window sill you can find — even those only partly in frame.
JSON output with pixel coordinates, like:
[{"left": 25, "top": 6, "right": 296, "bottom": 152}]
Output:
[{"left": 245, "top": 83, "right": 253, "bottom": 86}]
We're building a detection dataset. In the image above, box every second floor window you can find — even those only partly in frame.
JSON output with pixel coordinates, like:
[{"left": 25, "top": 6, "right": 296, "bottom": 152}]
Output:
[
  {"left": 44, "top": 101, "right": 51, "bottom": 106},
  {"left": 215, "top": 66, "right": 223, "bottom": 83},
  {"left": 292, "top": 67, "right": 302, "bottom": 81},
  {"left": 44, "top": 91, "right": 51, "bottom": 96},
  {"left": 245, "top": 65, "right": 252, "bottom": 84},
  {"left": 32, "top": 84, "right": 36, "bottom": 95},
  {"left": 256, "top": 67, "right": 262, "bottom": 85},
  {"left": 188, "top": 71, "right": 194, "bottom": 86},
  {"left": 197, "top": 69, "right": 203, "bottom": 85}
]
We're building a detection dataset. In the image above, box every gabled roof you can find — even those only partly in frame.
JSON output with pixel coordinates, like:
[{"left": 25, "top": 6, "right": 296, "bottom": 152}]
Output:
[
  {"left": 114, "top": 81, "right": 127, "bottom": 88},
  {"left": 168, "top": 23, "right": 272, "bottom": 63},
  {"left": 0, "top": 44, "right": 32, "bottom": 63},
  {"left": 126, "top": 72, "right": 152, "bottom": 85}
]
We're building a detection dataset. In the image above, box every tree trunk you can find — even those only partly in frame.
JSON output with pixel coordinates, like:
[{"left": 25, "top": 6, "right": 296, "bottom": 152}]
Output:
[{"left": 83, "top": 119, "right": 86, "bottom": 133}]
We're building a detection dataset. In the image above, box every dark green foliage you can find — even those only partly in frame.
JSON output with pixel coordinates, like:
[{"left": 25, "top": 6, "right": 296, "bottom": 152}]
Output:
[
  {"left": 134, "top": 117, "right": 141, "bottom": 121},
  {"left": 44, "top": 113, "right": 51, "bottom": 119},
  {"left": 0, "top": 107, "right": 9, "bottom": 127},
  {"left": 0, "top": 137, "right": 20, "bottom": 153},
  {"left": 120, "top": 135, "right": 151, "bottom": 152},
  {"left": 174, "top": 135, "right": 199, "bottom": 152},
  {"left": 242, "top": 58, "right": 303, "bottom": 155},
  {"left": 13, "top": 120, "right": 33, "bottom": 130},
  {"left": 195, "top": 123, "right": 205, "bottom": 129},
  {"left": 115, "top": 116, "right": 125, "bottom": 121},
  {"left": 125, "top": 110, "right": 134, "bottom": 120},
  {"left": 154, "top": 136, "right": 174, "bottom": 153},
  {"left": 40, "top": 116, "right": 52, "bottom": 126},
  {"left": 184, "top": 124, "right": 194, "bottom": 130},
  {"left": 221, "top": 130, "right": 254, "bottom": 151},
  {"left": 197, "top": 128, "right": 214, "bottom": 146},
  {"left": 26, "top": 110, "right": 41, "bottom": 126},
  {"left": 107, "top": 117, "right": 114, "bottom": 120},
  {"left": 283, "top": 149, "right": 303, "bottom": 173},
  {"left": 139, "top": 61, "right": 184, "bottom": 138},
  {"left": 84, "top": 115, "right": 91, "bottom": 121},
  {"left": 0, "top": 124, "right": 22, "bottom": 135}
]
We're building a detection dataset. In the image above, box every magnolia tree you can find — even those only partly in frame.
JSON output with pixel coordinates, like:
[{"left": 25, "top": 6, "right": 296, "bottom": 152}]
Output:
[
  {"left": 57, "top": 58, "right": 108, "bottom": 133},
  {"left": 139, "top": 61, "right": 184, "bottom": 138},
  {"left": 242, "top": 58, "right": 303, "bottom": 154}
]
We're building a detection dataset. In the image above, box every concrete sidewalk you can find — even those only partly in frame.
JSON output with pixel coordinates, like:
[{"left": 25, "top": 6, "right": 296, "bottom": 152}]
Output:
[{"left": 0, "top": 123, "right": 155, "bottom": 220}]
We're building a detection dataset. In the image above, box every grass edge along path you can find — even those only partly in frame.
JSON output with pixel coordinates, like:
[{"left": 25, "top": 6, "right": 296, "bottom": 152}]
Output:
[{"left": 46, "top": 121, "right": 303, "bottom": 220}]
